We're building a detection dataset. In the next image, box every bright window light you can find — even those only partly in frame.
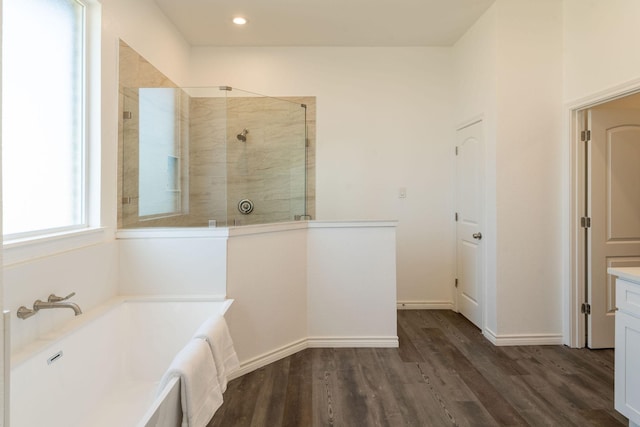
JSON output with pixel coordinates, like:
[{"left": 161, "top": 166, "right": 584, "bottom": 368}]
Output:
[
  {"left": 138, "top": 88, "right": 181, "bottom": 217},
  {"left": 2, "top": 0, "right": 86, "bottom": 238}
]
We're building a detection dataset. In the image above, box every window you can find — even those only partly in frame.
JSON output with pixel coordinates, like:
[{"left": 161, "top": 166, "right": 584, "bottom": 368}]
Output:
[
  {"left": 138, "top": 88, "right": 182, "bottom": 217},
  {"left": 2, "top": 0, "right": 87, "bottom": 238}
]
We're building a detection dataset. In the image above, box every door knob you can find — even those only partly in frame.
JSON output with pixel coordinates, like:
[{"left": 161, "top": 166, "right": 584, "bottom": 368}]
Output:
[{"left": 472, "top": 232, "right": 482, "bottom": 240}]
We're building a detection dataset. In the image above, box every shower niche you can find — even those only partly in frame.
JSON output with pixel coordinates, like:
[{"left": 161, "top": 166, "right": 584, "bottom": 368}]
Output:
[{"left": 118, "top": 43, "right": 315, "bottom": 228}]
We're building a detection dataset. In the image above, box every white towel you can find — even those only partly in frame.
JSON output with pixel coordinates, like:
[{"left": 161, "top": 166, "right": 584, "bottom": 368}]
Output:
[
  {"left": 158, "top": 338, "right": 223, "bottom": 427},
  {"left": 193, "top": 315, "right": 240, "bottom": 392}
]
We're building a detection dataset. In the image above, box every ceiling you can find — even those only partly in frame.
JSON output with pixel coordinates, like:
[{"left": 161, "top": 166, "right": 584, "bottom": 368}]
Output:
[{"left": 153, "top": 0, "right": 495, "bottom": 47}]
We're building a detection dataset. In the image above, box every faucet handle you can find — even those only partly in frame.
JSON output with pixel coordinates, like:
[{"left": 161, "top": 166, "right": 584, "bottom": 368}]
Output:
[
  {"left": 48, "top": 292, "right": 76, "bottom": 302},
  {"left": 17, "top": 306, "right": 37, "bottom": 320}
]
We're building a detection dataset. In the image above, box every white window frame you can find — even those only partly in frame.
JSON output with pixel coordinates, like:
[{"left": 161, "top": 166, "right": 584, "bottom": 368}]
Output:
[{"left": 2, "top": 0, "right": 103, "bottom": 265}]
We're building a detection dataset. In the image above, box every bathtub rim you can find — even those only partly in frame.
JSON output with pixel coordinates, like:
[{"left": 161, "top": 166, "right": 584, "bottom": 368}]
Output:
[
  {"left": 138, "top": 376, "right": 181, "bottom": 427},
  {"left": 10, "top": 295, "right": 233, "bottom": 369}
]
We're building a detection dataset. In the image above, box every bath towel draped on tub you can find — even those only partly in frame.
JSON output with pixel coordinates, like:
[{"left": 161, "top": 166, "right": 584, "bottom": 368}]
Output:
[
  {"left": 158, "top": 315, "right": 239, "bottom": 427},
  {"left": 193, "top": 314, "right": 240, "bottom": 392}
]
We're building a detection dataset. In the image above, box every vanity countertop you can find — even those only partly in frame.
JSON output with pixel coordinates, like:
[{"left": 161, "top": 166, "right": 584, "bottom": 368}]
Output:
[{"left": 608, "top": 267, "right": 640, "bottom": 285}]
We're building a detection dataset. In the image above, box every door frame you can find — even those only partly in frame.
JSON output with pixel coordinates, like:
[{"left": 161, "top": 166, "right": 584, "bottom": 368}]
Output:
[{"left": 568, "top": 79, "right": 640, "bottom": 348}]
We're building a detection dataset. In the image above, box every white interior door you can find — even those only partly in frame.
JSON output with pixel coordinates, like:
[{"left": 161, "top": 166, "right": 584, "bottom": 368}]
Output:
[
  {"left": 456, "top": 121, "right": 484, "bottom": 329},
  {"left": 588, "top": 108, "right": 640, "bottom": 348}
]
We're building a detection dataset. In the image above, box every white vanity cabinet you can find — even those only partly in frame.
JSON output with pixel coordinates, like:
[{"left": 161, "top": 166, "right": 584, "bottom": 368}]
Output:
[{"left": 609, "top": 267, "right": 640, "bottom": 427}]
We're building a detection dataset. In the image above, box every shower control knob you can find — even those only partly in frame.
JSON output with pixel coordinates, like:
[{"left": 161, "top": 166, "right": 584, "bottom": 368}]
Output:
[{"left": 238, "top": 199, "right": 254, "bottom": 215}]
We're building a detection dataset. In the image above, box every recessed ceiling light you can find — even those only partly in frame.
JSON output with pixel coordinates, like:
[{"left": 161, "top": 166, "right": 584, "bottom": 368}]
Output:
[{"left": 232, "top": 17, "right": 247, "bottom": 25}]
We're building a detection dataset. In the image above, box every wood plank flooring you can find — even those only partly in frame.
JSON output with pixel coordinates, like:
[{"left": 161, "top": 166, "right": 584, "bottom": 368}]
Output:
[{"left": 208, "top": 310, "right": 627, "bottom": 426}]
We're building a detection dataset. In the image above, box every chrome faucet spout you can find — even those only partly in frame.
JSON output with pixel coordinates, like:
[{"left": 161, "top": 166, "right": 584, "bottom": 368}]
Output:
[{"left": 33, "top": 300, "right": 83, "bottom": 316}]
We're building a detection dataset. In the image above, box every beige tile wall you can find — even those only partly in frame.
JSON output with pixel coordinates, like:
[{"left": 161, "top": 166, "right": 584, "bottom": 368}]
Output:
[
  {"left": 188, "top": 96, "right": 228, "bottom": 225},
  {"left": 224, "top": 96, "right": 311, "bottom": 226},
  {"left": 118, "top": 41, "right": 316, "bottom": 228}
]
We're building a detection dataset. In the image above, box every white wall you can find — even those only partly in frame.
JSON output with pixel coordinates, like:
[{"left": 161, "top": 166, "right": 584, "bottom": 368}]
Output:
[
  {"left": 454, "top": 0, "right": 640, "bottom": 345},
  {"left": 452, "top": 4, "right": 499, "bottom": 333},
  {"left": 224, "top": 221, "right": 398, "bottom": 376},
  {"left": 189, "top": 47, "right": 456, "bottom": 307},
  {"left": 562, "top": 0, "right": 640, "bottom": 345},
  {"left": 453, "top": 0, "right": 564, "bottom": 342},
  {"left": 493, "top": 0, "right": 564, "bottom": 339},
  {"left": 114, "top": 221, "right": 397, "bottom": 375},
  {"left": 453, "top": 6, "right": 497, "bottom": 124},
  {"left": 225, "top": 225, "right": 308, "bottom": 369},
  {"left": 101, "top": 0, "right": 190, "bottom": 89},
  {"left": 307, "top": 222, "right": 397, "bottom": 343},
  {"left": 564, "top": 0, "right": 640, "bottom": 103},
  {"left": 4, "top": 242, "right": 118, "bottom": 354},
  {"left": 117, "top": 232, "right": 227, "bottom": 296}
]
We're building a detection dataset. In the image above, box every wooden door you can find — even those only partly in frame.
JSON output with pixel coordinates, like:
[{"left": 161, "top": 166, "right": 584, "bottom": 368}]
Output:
[
  {"left": 588, "top": 108, "right": 640, "bottom": 348},
  {"left": 456, "top": 121, "right": 484, "bottom": 328}
]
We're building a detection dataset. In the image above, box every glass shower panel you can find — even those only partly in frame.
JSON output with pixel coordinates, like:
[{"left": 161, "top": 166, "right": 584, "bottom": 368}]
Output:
[
  {"left": 120, "top": 87, "right": 140, "bottom": 228},
  {"left": 119, "top": 85, "right": 308, "bottom": 229},
  {"left": 186, "top": 87, "right": 229, "bottom": 226},
  {"left": 138, "top": 88, "right": 181, "bottom": 217},
  {"left": 121, "top": 87, "right": 195, "bottom": 227},
  {"left": 225, "top": 88, "right": 307, "bottom": 226}
]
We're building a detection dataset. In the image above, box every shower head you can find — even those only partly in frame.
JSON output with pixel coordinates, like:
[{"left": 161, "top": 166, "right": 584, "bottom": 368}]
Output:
[{"left": 237, "top": 128, "right": 249, "bottom": 142}]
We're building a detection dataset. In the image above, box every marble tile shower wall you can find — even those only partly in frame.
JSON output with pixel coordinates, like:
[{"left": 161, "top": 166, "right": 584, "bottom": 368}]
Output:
[
  {"left": 224, "top": 97, "right": 309, "bottom": 226},
  {"left": 188, "top": 96, "right": 228, "bottom": 226},
  {"left": 117, "top": 40, "right": 316, "bottom": 229}
]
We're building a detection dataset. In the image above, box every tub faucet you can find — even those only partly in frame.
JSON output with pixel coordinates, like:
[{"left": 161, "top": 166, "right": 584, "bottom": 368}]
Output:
[
  {"left": 18, "top": 292, "right": 83, "bottom": 319},
  {"left": 34, "top": 292, "right": 82, "bottom": 316}
]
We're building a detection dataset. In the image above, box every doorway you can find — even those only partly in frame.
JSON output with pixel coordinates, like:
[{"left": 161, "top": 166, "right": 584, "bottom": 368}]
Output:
[{"left": 573, "top": 92, "right": 640, "bottom": 348}]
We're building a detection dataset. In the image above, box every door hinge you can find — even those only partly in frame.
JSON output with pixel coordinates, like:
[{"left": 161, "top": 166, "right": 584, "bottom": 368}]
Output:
[
  {"left": 581, "top": 217, "right": 591, "bottom": 228},
  {"left": 581, "top": 129, "right": 591, "bottom": 142},
  {"left": 455, "top": 212, "right": 459, "bottom": 222},
  {"left": 581, "top": 302, "right": 591, "bottom": 315},
  {"left": 123, "top": 111, "right": 133, "bottom": 120},
  {"left": 455, "top": 146, "right": 459, "bottom": 156},
  {"left": 455, "top": 278, "right": 458, "bottom": 288}
]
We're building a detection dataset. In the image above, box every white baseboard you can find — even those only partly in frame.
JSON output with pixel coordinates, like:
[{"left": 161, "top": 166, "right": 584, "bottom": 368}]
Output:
[
  {"left": 396, "top": 301, "right": 454, "bottom": 310},
  {"left": 307, "top": 336, "right": 398, "bottom": 348},
  {"left": 229, "top": 335, "right": 398, "bottom": 379},
  {"left": 484, "top": 328, "right": 564, "bottom": 346},
  {"left": 229, "top": 327, "right": 565, "bottom": 381},
  {"left": 228, "top": 338, "right": 307, "bottom": 380}
]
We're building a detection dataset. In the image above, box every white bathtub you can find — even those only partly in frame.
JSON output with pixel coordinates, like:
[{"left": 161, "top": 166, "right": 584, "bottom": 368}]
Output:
[{"left": 10, "top": 297, "right": 233, "bottom": 427}]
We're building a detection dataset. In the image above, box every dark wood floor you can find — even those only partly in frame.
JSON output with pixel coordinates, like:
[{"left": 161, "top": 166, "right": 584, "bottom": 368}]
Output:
[{"left": 208, "top": 310, "right": 627, "bottom": 426}]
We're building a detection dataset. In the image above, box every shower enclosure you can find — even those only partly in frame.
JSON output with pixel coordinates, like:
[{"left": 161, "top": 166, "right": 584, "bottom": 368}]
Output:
[{"left": 119, "top": 86, "right": 313, "bottom": 228}]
